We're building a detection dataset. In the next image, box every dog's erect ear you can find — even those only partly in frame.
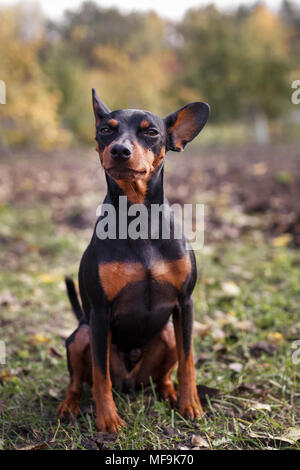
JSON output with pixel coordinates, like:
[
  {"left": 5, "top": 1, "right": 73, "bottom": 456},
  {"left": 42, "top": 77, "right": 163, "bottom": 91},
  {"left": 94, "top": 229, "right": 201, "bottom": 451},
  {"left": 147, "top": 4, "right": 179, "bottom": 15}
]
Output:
[
  {"left": 164, "top": 102, "right": 210, "bottom": 152},
  {"left": 92, "top": 88, "right": 111, "bottom": 127}
]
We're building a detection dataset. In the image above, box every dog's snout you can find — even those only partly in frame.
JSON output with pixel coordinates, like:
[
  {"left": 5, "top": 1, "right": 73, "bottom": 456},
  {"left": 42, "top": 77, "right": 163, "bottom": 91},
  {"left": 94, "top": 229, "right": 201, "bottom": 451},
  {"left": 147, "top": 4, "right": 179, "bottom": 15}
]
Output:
[{"left": 110, "top": 144, "right": 132, "bottom": 160}]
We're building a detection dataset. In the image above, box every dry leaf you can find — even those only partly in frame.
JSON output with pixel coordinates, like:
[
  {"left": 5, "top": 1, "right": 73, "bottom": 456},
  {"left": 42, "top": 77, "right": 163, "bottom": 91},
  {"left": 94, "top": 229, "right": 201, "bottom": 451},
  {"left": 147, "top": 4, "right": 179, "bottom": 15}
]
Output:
[
  {"left": 38, "top": 273, "right": 62, "bottom": 284},
  {"left": 252, "top": 162, "right": 268, "bottom": 175},
  {"left": 211, "top": 324, "right": 226, "bottom": 342},
  {"left": 249, "top": 402, "right": 271, "bottom": 412},
  {"left": 16, "top": 441, "right": 46, "bottom": 451},
  {"left": 229, "top": 362, "right": 243, "bottom": 373},
  {"left": 49, "top": 388, "right": 60, "bottom": 398},
  {"left": 272, "top": 234, "right": 292, "bottom": 247},
  {"left": 28, "top": 334, "right": 50, "bottom": 345},
  {"left": 221, "top": 281, "right": 240, "bottom": 297},
  {"left": 193, "top": 321, "right": 210, "bottom": 338},
  {"left": 235, "top": 320, "right": 254, "bottom": 332},
  {"left": 0, "top": 371, "right": 11, "bottom": 382},
  {"left": 280, "top": 427, "right": 300, "bottom": 443},
  {"left": 267, "top": 332, "right": 284, "bottom": 345},
  {"left": 191, "top": 434, "right": 210, "bottom": 448}
]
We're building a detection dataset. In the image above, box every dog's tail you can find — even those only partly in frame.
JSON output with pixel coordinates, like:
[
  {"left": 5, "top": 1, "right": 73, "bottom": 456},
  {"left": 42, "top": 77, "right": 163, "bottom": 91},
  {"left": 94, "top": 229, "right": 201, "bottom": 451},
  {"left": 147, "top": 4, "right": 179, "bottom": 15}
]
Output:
[{"left": 65, "top": 276, "right": 84, "bottom": 323}]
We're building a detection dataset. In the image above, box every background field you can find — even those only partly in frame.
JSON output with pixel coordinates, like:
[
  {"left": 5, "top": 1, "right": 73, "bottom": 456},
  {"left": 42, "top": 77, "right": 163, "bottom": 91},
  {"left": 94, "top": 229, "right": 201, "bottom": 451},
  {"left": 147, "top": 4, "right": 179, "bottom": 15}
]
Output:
[{"left": 0, "top": 0, "right": 300, "bottom": 451}]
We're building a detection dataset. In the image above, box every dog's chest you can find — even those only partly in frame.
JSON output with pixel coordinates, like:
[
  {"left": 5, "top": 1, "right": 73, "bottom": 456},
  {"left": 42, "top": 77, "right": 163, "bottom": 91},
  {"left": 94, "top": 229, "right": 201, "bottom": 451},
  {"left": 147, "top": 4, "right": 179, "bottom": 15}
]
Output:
[{"left": 98, "top": 255, "right": 191, "bottom": 302}]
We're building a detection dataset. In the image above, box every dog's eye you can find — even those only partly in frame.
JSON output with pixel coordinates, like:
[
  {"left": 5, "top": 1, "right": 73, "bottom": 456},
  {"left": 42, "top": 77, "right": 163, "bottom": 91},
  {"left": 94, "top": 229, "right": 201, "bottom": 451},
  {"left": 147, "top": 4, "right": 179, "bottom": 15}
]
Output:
[
  {"left": 143, "top": 128, "right": 159, "bottom": 137},
  {"left": 99, "top": 127, "right": 113, "bottom": 135}
]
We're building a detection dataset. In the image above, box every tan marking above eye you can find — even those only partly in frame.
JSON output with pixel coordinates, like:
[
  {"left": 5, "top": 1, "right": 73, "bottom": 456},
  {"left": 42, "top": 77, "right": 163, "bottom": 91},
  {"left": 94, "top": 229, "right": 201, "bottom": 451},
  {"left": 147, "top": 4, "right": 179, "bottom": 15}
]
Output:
[
  {"left": 108, "top": 118, "right": 118, "bottom": 127},
  {"left": 99, "top": 256, "right": 191, "bottom": 301},
  {"left": 140, "top": 120, "right": 150, "bottom": 129}
]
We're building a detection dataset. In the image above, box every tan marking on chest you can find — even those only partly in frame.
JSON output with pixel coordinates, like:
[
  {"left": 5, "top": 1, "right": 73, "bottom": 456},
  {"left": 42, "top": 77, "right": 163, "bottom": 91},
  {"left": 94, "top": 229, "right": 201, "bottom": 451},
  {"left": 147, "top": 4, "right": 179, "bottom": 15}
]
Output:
[
  {"left": 151, "top": 256, "right": 191, "bottom": 290},
  {"left": 99, "top": 262, "right": 145, "bottom": 301}
]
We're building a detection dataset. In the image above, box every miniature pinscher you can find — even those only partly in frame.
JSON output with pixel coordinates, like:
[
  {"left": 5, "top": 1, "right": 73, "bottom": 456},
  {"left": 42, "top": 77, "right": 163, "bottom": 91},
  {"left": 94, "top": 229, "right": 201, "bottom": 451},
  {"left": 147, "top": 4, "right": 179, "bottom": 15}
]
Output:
[{"left": 57, "top": 89, "right": 210, "bottom": 433}]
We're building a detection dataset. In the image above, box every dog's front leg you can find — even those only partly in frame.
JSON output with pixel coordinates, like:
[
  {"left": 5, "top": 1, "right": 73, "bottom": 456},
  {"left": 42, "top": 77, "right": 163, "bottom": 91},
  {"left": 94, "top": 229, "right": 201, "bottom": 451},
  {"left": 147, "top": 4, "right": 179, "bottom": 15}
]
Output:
[
  {"left": 173, "top": 298, "right": 203, "bottom": 420},
  {"left": 90, "top": 308, "right": 124, "bottom": 433}
]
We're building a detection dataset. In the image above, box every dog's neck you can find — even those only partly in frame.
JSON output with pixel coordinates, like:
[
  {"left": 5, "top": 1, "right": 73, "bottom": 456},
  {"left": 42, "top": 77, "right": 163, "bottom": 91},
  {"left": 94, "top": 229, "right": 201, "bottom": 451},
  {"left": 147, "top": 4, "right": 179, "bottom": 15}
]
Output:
[{"left": 105, "top": 163, "right": 165, "bottom": 209}]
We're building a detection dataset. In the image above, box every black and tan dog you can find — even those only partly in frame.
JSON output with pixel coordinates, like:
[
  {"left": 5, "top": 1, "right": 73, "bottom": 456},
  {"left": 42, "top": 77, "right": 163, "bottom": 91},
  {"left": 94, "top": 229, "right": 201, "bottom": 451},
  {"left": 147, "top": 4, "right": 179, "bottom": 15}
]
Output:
[{"left": 57, "top": 90, "right": 210, "bottom": 433}]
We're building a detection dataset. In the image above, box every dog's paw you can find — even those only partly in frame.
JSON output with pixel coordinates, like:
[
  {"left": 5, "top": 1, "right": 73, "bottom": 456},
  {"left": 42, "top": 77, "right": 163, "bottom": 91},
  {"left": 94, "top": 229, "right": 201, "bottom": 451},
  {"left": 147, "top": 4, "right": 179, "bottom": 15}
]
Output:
[
  {"left": 157, "top": 380, "right": 177, "bottom": 406},
  {"left": 56, "top": 400, "right": 79, "bottom": 420},
  {"left": 179, "top": 401, "right": 203, "bottom": 420},
  {"left": 178, "top": 390, "right": 203, "bottom": 420},
  {"left": 96, "top": 410, "right": 125, "bottom": 434}
]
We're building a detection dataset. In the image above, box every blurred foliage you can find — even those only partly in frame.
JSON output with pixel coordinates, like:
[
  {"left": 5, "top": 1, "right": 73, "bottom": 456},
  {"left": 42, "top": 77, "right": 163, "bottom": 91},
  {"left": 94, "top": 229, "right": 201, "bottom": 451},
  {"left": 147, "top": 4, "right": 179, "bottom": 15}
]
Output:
[
  {"left": 0, "top": 6, "right": 70, "bottom": 149},
  {"left": 0, "top": 0, "right": 300, "bottom": 148}
]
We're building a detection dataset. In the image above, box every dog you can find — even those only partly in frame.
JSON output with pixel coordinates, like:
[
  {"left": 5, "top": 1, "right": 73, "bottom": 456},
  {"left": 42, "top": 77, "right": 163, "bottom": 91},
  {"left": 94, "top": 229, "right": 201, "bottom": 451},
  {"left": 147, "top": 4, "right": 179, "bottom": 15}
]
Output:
[{"left": 57, "top": 89, "right": 210, "bottom": 433}]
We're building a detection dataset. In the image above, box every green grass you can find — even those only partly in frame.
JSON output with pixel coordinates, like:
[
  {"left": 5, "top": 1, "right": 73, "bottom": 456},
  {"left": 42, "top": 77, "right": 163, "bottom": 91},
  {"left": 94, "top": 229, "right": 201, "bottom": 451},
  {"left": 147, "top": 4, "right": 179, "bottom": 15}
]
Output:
[{"left": 1, "top": 203, "right": 300, "bottom": 450}]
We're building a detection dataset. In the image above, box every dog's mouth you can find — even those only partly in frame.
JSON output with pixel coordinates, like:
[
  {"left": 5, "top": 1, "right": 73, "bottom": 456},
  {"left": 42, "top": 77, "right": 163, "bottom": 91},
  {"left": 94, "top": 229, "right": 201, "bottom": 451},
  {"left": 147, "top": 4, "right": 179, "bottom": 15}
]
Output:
[{"left": 106, "top": 167, "right": 147, "bottom": 180}]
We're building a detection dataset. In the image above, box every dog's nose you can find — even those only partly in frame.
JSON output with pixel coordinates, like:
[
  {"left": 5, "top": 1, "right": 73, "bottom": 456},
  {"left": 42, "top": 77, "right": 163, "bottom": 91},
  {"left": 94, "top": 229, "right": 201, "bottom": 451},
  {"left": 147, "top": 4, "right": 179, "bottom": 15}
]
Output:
[{"left": 110, "top": 144, "right": 132, "bottom": 160}]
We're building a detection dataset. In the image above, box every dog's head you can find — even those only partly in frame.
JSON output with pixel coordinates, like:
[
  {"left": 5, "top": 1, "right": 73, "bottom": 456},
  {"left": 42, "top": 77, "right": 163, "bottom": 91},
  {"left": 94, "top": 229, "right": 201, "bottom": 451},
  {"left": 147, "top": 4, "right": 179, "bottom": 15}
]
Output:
[{"left": 93, "top": 88, "right": 210, "bottom": 182}]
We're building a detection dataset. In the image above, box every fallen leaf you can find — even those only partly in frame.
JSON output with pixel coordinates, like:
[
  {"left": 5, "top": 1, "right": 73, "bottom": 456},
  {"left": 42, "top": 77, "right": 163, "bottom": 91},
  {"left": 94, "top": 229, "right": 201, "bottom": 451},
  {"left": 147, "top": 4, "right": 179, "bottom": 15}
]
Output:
[
  {"left": 249, "top": 402, "right": 271, "bottom": 412},
  {"left": 0, "top": 371, "right": 11, "bottom": 382},
  {"left": 229, "top": 362, "right": 243, "bottom": 373},
  {"left": 280, "top": 427, "right": 300, "bottom": 443},
  {"left": 191, "top": 434, "right": 210, "bottom": 448},
  {"left": 212, "top": 437, "right": 231, "bottom": 447},
  {"left": 272, "top": 234, "right": 292, "bottom": 247},
  {"left": 248, "top": 429, "right": 300, "bottom": 445},
  {"left": 252, "top": 162, "right": 268, "bottom": 175},
  {"left": 235, "top": 320, "right": 255, "bottom": 332},
  {"left": 193, "top": 321, "right": 211, "bottom": 338},
  {"left": 16, "top": 441, "right": 46, "bottom": 451},
  {"left": 221, "top": 281, "right": 240, "bottom": 297},
  {"left": 267, "top": 332, "right": 284, "bottom": 345},
  {"left": 49, "top": 388, "right": 60, "bottom": 398},
  {"left": 28, "top": 334, "right": 50, "bottom": 345},
  {"left": 38, "top": 273, "right": 62, "bottom": 284},
  {"left": 211, "top": 324, "right": 226, "bottom": 342}
]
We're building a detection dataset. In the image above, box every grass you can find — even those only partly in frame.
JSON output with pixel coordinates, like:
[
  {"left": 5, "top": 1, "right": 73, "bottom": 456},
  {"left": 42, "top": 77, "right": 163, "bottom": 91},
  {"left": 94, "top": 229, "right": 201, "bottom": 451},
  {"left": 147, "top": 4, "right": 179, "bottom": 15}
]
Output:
[{"left": 1, "top": 201, "right": 299, "bottom": 450}]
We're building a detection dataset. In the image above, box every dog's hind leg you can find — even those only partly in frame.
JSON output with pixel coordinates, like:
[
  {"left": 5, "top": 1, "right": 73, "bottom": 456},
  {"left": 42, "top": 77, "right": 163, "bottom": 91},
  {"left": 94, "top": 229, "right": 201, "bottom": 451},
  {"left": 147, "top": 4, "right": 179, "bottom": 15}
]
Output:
[
  {"left": 57, "top": 324, "right": 90, "bottom": 420},
  {"left": 124, "top": 322, "right": 178, "bottom": 405}
]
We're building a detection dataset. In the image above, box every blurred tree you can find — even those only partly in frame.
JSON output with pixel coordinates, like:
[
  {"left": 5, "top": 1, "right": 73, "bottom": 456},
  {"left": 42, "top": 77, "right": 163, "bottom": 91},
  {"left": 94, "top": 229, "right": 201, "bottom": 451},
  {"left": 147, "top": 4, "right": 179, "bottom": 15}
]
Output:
[
  {"left": 280, "top": 0, "right": 300, "bottom": 58},
  {"left": 47, "top": 1, "right": 144, "bottom": 65},
  {"left": 0, "top": 1, "right": 298, "bottom": 149},
  {"left": 0, "top": 6, "right": 69, "bottom": 149},
  {"left": 240, "top": 4, "right": 291, "bottom": 120},
  {"left": 44, "top": 3, "right": 173, "bottom": 124},
  {"left": 42, "top": 44, "right": 93, "bottom": 142},
  {"left": 175, "top": 4, "right": 291, "bottom": 122}
]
